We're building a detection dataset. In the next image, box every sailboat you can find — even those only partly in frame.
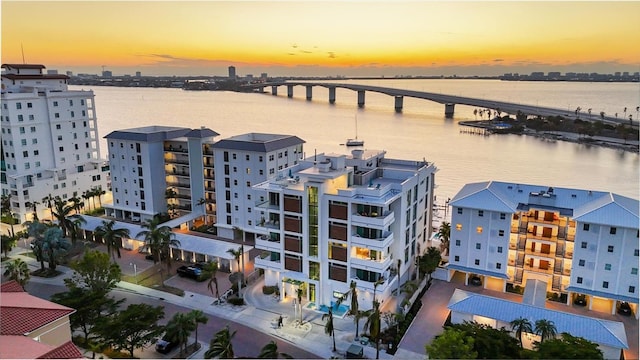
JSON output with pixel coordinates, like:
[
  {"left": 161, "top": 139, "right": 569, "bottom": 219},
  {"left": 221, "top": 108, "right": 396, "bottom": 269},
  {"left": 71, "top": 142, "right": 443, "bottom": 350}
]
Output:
[{"left": 345, "top": 113, "right": 364, "bottom": 146}]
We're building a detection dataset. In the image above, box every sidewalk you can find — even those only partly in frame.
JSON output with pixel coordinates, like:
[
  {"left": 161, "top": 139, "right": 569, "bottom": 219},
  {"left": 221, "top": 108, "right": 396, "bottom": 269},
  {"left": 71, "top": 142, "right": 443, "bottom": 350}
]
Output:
[{"left": 3, "top": 245, "right": 398, "bottom": 359}]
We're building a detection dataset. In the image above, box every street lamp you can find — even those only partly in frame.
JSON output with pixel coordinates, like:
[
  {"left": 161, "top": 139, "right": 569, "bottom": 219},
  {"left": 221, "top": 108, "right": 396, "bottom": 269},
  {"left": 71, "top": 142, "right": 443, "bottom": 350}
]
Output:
[{"left": 129, "top": 262, "right": 138, "bottom": 284}]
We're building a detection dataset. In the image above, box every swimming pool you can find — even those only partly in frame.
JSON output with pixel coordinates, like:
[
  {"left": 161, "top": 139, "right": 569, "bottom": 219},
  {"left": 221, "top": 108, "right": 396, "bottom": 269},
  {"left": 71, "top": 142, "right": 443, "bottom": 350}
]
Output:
[{"left": 305, "top": 302, "right": 350, "bottom": 318}]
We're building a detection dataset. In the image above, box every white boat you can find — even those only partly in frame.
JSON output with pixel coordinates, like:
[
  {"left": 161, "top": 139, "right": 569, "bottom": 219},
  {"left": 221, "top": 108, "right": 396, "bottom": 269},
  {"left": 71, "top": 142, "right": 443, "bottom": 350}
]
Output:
[{"left": 345, "top": 114, "right": 364, "bottom": 146}]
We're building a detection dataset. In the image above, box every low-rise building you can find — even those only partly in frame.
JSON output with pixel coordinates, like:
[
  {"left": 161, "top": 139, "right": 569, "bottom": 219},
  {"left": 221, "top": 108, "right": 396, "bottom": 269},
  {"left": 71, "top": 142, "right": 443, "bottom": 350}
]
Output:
[{"left": 447, "top": 181, "right": 639, "bottom": 317}]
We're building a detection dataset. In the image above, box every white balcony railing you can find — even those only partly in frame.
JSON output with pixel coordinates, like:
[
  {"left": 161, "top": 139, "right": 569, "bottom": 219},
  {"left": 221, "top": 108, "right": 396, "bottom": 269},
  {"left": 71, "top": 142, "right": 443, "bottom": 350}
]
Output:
[
  {"left": 351, "top": 211, "right": 395, "bottom": 229},
  {"left": 255, "top": 235, "right": 281, "bottom": 252},
  {"left": 350, "top": 255, "right": 392, "bottom": 272},
  {"left": 351, "top": 232, "right": 394, "bottom": 250},
  {"left": 254, "top": 253, "right": 282, "bottom": 271}
]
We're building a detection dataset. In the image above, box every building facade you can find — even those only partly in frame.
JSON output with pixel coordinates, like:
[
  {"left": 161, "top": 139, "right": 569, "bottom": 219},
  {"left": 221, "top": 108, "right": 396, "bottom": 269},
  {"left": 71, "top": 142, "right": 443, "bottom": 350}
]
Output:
[
  {"left": 252, "top": 149, "right": 436, "bottom": 310},
  {"left": 104, "top": 126, "right": 218, "bottom": 224},
  {"left": 447, "top": 181, "right": 639, "bottom": 316},
  {"left": 211, "top": 133, "right": 304, "bottom": 240},
  {"left": 1, "top": 64, "right": 109, "bottom": 222}
]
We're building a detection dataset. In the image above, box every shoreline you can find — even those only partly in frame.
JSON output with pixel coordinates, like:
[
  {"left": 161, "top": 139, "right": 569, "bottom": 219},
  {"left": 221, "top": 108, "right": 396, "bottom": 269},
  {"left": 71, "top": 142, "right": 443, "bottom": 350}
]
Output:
[{"left": 459, "top": 120, "right": 640, "bottom": 154}]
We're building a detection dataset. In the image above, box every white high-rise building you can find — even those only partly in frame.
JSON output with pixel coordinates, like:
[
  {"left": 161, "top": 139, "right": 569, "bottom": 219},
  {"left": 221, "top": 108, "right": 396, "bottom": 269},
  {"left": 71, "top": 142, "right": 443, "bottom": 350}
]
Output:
[
  {"left": 1, "top": 64, "right": 109, "bottom": 222},
  {"left": 212, "top": 133, "right": 305, "bottom": 239},
  {"left": 447, "top": 181, "right": 639, "bottom": 317},
  {"left": 104, "top": 126, "right": 218, "bottom": 224},
  {"left": 252, "top": 149, "right": 437, "bottom": 310}
]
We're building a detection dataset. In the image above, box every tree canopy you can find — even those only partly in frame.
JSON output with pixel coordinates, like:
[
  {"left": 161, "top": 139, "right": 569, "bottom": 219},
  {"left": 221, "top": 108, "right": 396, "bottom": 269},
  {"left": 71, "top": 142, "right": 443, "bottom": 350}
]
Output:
[
  {"left": 65, "top": 250, "right": 122, "bottom": 293},
  {"left": 426, "top": 328, "right": 478, "bottom": 359},
  {"left": 533, "top": 332, "right": 603, "bottom": 359}
]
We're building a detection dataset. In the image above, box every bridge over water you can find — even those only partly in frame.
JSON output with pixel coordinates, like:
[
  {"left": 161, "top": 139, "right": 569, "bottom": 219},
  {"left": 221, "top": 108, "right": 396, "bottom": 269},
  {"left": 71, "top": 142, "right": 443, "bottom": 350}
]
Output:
[{"left": 243, "top": 81, "right": 631, "bottom": 126}]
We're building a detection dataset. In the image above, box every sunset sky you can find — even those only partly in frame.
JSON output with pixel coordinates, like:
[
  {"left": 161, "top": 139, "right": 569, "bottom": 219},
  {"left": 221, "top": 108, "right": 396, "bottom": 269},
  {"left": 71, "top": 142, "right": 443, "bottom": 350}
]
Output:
[{"left": 2, "top": 1, "right": 639, "bottom": 77}]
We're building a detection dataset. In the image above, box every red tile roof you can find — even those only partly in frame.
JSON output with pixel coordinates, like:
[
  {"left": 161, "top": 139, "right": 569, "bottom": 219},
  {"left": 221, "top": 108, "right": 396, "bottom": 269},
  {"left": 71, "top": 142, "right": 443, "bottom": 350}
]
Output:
[
  {"left": 38, "top": 340, "right": 84, "bottom": 359},
  {"left": 0, "top": 280, "right": 25, "bottom": 292},
  {"left": 0, "top": 335, "right": 54, "bottom": 359}
]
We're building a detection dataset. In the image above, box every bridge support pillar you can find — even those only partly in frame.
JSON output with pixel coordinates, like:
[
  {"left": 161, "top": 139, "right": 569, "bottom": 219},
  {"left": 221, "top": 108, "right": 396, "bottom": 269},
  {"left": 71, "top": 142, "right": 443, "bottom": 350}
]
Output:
[
  {"left": 445, "top": 103, "right": 455, "bottom": 118},
  {"left": 357, "top": 90, "right": 365, "bottom": 108},
  {"left": 306, "top": 85, "right": 313, "bottom": 101},
  {"left": 328, "top": 87, "right": 336, "bottom": 104},
  {"left": 271, "top": 86, "right": 278, "bottom": 96},
  {"left": 287, "top": 85, "right": 294, "bottom": 98},
  {"left": 394, "top": 96, "right": 403, "bottom": 113}
]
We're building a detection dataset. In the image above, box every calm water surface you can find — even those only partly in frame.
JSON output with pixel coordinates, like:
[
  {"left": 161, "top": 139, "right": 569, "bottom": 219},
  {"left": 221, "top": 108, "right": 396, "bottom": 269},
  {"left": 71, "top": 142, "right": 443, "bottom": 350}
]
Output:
[{"left": 73, "top": 80, "right": 639, "bottom": 201}]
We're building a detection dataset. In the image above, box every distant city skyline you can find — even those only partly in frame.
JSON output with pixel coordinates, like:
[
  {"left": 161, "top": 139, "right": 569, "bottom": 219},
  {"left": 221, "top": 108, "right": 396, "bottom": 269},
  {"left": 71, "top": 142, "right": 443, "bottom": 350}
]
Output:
[{"left": 2, "top": 1, "right": 639, "bottom": 77}]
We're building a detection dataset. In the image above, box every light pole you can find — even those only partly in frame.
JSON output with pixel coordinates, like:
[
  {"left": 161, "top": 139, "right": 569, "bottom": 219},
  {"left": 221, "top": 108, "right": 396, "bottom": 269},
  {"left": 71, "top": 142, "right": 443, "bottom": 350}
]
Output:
[{"left": 129, "top": 262, "right": 138, "bottom": 284}]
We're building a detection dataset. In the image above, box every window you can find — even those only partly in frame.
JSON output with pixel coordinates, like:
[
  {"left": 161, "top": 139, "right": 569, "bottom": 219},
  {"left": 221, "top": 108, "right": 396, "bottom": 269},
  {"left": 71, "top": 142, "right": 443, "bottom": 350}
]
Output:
[
  {"left": 500, "top": 213, "right": 506, "bottom": 220},
  {"left": 610, "top": 227, "right": 617, "bottom": 235},
  {"left": 456, "top": 224, "right": 462, "bottom": 231},
  {"left": 635, "top": 249, "right": 639, "bottom": 256},
  {"left": 630, "top": 286, "right": 636, "bottom": 293},
  {"left": 497, "top": 246, "right": 503, "bottom": 253},
  {"left": 476, "top": 226, "right": 483, "bottom": 234},
  {"left": 602, "top": 281, "right": 609, "bottom": 289},
  {"left": 245, "top": 154, "right": 250, "bottom": 161},
  {"left": 259, "top": 156, "right": 263, "bottom": 162},
  {"left": 246, "top": 181, "right": 251, "bottom": 187},
  {"left": 30, "top": 126, "right": 36, "bottom": 132},
  {"left": 53, "top": 101, "right": 58, "bottom": 106},
  {"left": 578, "top": 259, "right": 585, "bottom": 266},
  {"left": 474, "top": 259, "right": 480, "bottom": 266},
  {"left": 581, "top": 242, "right": 587, "bottom": 249},
  {"left": 233, "top": 166, "right": 237, "bottom": 173},
  {"left": 59, "top": 146, "right": 64, "bottom": 151},
  {"left": 17, "top": 115, "right": 24, "bottom": 122},
  {"left": 232, "top": 153, "right": 237, "bottom": 160},
  {"left": 454, "top": 255, "right": 459, "bottom": 262},
  {"left": 55, "top": 113, "right": 60, "bottom": 118},
  {"left": 16, "top": 102, "right": 22, "bottom": 109},
  {"left": 496, "top": 263, "right": 502, "bottom": 269},
  {"left": 457, "top": 208, "right": 463, "bottom": 214},
  {"left": 21, "top": 139, "right": 27, "bottom": 146},
  {"left": 608, "top": 245, "right": 614, "bottom": 253},
  {"left": 27, "top": 102, "right": 32, "bottom": 108},
  {"left": 475, "top": 243, "right": 481, "bottom": 250},
  {"left": 577, "top": 277, "right": 583, "bottom": 284},
  {"left": 478, "top": 210, "right": 484, "bottom": 217},
  {"left": 34, "top": 150, "right": 39, "bottom": 156},
  {"left": 498, "top": 230, "right": 505, "bottom": 236},
  {"left": 28, "top": 115, "right": 34, "bottom": 120},
  {"left": 22, "top": 151, "right": 28, "bottom": 157},
  {"left": 604, "top": 263, "right": 611, "bottom": 271},
  {"left": 32, "top": 139, "right": 37, "bottom": 144},
  {"left": 633, "top": 268, "right": 638, "bottom": 275},
  {"left": 583, "top": 223, "right": 590, "bottom": 231},
  {"left": 455, "top": 239, "right": 461, "bottom": 246}
]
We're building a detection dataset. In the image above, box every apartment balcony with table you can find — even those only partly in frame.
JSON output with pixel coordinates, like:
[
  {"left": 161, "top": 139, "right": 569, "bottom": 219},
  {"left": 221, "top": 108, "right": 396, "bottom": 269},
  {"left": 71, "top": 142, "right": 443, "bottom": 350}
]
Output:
[
  {"left": 255, "top": 251, "right": 282, "bottom": 271},
  {"left": 350, "top": 246, "right": 392, "bottom": 272},
  {"left": 255, "top": 233, "right": 281, "bottom": 252},
  {"left": 351, "top": 229, "right": 394, "bottom": 250}
]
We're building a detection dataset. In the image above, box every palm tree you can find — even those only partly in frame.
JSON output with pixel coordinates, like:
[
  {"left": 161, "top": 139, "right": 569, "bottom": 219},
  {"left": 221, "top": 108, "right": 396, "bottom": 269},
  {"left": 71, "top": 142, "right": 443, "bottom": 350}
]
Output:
[
  {"left": 82, "top": 191, "right": 92, "bottom": 212},
  {"left": 534, "top": 319, "right": 557, "bottom": 343},
  {"left": 95, "top": 220, "right": 130, "bottom": 261},
  {"left": 322, "top": 308, "right": 337, "bottom": 352},
  {"left": 94, "top": 187, "right": 106, "bottom": 208},
  {"left": 296, "top": 287, "right": 303, "bottom": 323},
  {"left": 437, "top": 222, "right": 451, "bottom": 256},
  {"left": 258, "top": 340, "right": 292, "bottom": 359},
  {"left": 373, "top": 276, "right": 385, "bottom": 303},
  {"left": 189, "top": 310, "right": 209, "bottom": 350},
  {"left": 364, "top": 300, "right": 382, "bottom": 359},
  {"left": 25, "top": 201, "right": 40, "bottom": 221},
  {"left": 41, "top": 226, "right": 70, "bottom": 271},
  {"left": 337, "top": 280, "right": 362, "bottom": 338},
  {"left": 51, "top": 197, "right": 74, "bottom": 238},
  {"left": 165, "top": 312, "right": 196, "bottom": 356},
  {"left": 137, "top": 215, "right": 180, "bottom": 276},
  {"left": 68, "top": 215, "right": 86, "bottom": 246},
  {"left": 510, "top": 317, "right": 533, "bottom": 348},
  {"left": 41, "top": 194, "right": 55, "bottom": 221},
  {"left": 205, "top": 325, "right": 236, "bottom": 359},
  {"left": 1, "top": 234, "right": 17, "bottom": 258},
  {"left": 205, "top": 261, "right": 220, "bottom": 299},
  {"left": 3, "top": 258, "right": 30, "bottom": 287},
  {"left": 26, "top": 219, "right": 48, "bottom": 270},
  {"left": 227, "top": 246, "right": 243, "bottom": 296}
]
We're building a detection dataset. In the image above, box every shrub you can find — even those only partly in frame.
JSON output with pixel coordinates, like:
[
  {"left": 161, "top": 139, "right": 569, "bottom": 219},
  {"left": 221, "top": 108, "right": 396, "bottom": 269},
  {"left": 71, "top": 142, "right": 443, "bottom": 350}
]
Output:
[
  {"left": 262, "top": 285, "right": 278, "bottom": 295},
  {"left": 227, "top": 297, "right": 245, "bottom": 306}
]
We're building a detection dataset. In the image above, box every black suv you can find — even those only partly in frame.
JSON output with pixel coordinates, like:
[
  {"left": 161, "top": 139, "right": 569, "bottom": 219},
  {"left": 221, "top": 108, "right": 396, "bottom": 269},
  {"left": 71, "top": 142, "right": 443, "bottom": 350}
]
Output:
[
  {"left": 177, "top": 265, "right": 202, "bottom": 280},
  {"left": 618, "top": 302, "right": 632, "bottom": 316}
]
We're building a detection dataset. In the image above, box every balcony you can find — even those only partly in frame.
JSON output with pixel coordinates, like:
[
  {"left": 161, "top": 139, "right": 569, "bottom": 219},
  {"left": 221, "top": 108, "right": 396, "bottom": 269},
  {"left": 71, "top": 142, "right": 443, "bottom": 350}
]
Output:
[
  {"left": 254, "top": 252, "right": 282, "bottom": 271},
  {"left": 350, "top": 276, "right": 391, "bottom": 293},
  {"left": 167, "top": 170, "right": 190, "bottom": 178},
  {"left": 255, "top": 234, "right": 281, "bottom": 251},
  {"left": 166, "top": 181, "right": 191, "bottom": 189},
  {"left": 255, "top": 199, "right": 280, "bottom": 211},
  {"left": 164, "top": 146, "right": 188, "bottom": 153},
  {"left": 350, "top": 255, "right": 392, "bottom": 272},
  {"left": 351, "top": 211, "right": 395, "bottom": 229},
  {"left": 524, "top": 249, "right": 555, "bottom": 258},
  {"left": 351, "top": 232, "right": 394, "bottom": 250},
  {"left": 164, "top": 157, "right": 190, "bottom": 165},
  {"left": 257, "top": 220, "right": 280, "bottom": 230},
  {"left": 524, "top": 264, "right": 554, "bottom": 275}
]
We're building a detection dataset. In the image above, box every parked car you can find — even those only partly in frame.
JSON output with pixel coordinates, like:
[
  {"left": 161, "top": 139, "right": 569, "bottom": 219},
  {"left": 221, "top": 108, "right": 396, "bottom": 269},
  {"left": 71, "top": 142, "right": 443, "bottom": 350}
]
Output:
[
  {"left": 573, "top": 295, "right": 587, "bottom": 306},
  {"left": 177, "top": 265, "right": 202, "bottom": 280},
  {"left": 155, "top": 337, "right": 178, "bottom": 354},
  {"left": 469, "top": 276, "right": 482, "bottom": 286},
  {"left": 618, "top": 302, "right": 632, "bottom": 316}
]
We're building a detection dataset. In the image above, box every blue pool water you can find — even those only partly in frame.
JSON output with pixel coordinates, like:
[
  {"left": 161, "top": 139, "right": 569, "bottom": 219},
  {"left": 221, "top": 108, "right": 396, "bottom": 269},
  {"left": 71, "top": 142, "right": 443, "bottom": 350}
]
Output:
[{"left": 306, "top": 302, "right": 349, "bottom": 317}]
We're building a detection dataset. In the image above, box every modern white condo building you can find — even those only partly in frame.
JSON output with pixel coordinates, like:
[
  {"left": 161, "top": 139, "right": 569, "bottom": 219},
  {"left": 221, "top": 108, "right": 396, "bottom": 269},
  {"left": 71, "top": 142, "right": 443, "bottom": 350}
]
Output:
[
  {"left": 447, "top": 181, "right": 639, "bottom": 317},
  {"left": 104, "top": 126, "right": 218, "bottom": 224},
  {"left": 1, "top": 64, "right": 109, "bottom": 222},
  {"left": 252, "top": 149, "right": 436, "bottom": 310}
]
